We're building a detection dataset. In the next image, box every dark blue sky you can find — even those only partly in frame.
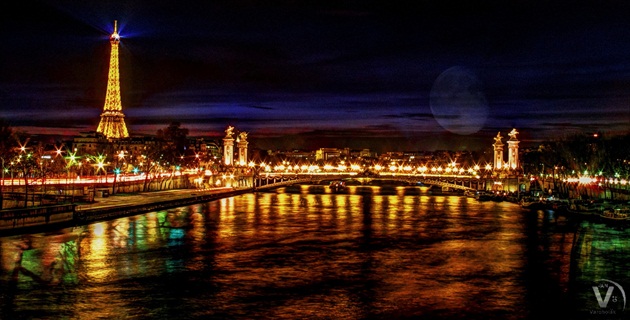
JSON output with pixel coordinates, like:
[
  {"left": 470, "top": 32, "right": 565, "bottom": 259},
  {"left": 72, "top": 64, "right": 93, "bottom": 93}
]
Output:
[{"left": 1, "top": 0, "right": 629, "bottom": 151}]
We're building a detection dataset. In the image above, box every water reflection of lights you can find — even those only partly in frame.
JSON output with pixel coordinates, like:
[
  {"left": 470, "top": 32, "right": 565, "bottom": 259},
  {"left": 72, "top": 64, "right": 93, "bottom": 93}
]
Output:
[
  {"left": 6, "top": 187, "right": 618, "bottom": 318},
  {"left": 85, "top": 222, "right": 111, "bottom": 281},
  {"left": 146, "top": 211, "right": 157, "bottom": 234},
  {"left": 219, "top": 197, "right": 236, "bottom": 240},
  {"left": 92, "top": 222, "right": 105, "bottom": 237},
  {"left": 112, "top": 217, "right": 130, "bottom": 248},
  {"left": 169, "top": 228, "right": 185, "bottom": 241}
]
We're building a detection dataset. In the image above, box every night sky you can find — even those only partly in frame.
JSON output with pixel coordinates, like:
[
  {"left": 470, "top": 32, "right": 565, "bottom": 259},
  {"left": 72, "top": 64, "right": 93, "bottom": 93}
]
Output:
[{"left": 1, "top": 1, "right": 629, "bottom": 151}]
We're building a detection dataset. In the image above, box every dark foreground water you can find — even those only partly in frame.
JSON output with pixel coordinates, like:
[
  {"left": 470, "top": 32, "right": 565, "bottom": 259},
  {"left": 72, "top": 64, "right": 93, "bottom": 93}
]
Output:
[{"left": 1, "top": 186, "right": 628, "bottom": 319}]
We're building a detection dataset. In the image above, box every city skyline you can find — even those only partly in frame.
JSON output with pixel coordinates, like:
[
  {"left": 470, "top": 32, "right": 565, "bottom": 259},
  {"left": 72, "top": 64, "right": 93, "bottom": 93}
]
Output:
[{"left": 1, "top": 1, "right": 629, "bottom": 151}]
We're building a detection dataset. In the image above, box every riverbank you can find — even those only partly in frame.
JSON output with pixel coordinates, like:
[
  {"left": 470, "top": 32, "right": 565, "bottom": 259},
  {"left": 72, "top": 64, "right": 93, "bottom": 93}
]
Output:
[
  {"left": 0, "top": 187, "right": 252, "bottom": 237},
  {"left": 75, "top": 187, "right": 251, "bottom": 223}
]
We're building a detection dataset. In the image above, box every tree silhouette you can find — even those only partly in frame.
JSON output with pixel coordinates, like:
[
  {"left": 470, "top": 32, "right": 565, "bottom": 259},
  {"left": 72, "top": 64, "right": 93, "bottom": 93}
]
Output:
[
  {"left": 0, "top": 119, "right": 17, "bottom": 209},
  {"left": 157, "top": 122, "right": 190, "bottom": 168}
]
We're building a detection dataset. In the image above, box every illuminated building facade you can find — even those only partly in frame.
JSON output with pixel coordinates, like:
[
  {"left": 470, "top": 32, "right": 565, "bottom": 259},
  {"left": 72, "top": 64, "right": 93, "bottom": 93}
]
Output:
[
  {"left": 315, "top": 148, "right": 349, "bottom": 161},
  {"left": 96, "top": 20, "right": 129, "bottom": 139}
]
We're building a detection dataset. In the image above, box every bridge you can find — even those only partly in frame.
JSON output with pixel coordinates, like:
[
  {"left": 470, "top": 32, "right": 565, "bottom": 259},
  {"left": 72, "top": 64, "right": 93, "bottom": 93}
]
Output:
[{"left": 253, "top": 173, "right": 480, "bottom": 191}]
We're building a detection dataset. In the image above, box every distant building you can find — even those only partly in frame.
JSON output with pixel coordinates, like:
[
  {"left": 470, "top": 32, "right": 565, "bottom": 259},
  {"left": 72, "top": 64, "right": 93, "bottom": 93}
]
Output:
[
  {"left": 315, "top": 148, "right": 349, "bottom": 161},
  {"left": 72, "top": 131, "right": 108, "bottom": 155},
  {"left": 190, "top": 138, "right": 221, "bottom": 160},
  {"left": 283, "top": 150, "right": 315, "bottom": 161},
  {"left": 358, "top": 149, "right": 374, "bottom": 158},
  {"left": 344, "top": 149, "right": 374, "bottom": 161},
  {"left": 72, "top": 132, "right": 161, "bottom": 159}
]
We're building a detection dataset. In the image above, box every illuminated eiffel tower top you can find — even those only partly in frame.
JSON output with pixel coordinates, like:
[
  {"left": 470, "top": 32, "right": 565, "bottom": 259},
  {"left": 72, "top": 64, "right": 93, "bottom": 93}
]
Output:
[{"left": 96, "top": 20, "right": 129, "bottom": 138}]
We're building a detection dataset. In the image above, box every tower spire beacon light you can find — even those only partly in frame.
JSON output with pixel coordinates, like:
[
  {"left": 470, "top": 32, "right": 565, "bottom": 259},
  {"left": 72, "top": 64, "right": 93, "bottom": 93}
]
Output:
[{"left": 96, "top": 20, "right": 129, "bottom": 139}]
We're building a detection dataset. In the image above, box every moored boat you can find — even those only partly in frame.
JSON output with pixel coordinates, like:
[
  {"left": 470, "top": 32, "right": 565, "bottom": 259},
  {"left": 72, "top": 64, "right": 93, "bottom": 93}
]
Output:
[
  {"left": 474, "top": 191, "right": 493, "bottom": 201},
  {"left": 520, "top": 196, "right": 546, "bottom": 210},
  {"left": 329, "top": 180, "right": 347, "bottom": 193},
  {"left": 566, "top": 200, "right": 605, "bottom": 217},
  {"left": 598, "top": 207, "right": 630, "bottom": 224}
]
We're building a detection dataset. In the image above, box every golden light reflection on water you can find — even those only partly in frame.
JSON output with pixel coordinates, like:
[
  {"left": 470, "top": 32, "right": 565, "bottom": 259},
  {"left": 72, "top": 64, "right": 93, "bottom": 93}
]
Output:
[
  {"left": 218, "top": 196, "right": 236, "bottom": 240},
  {"left": 84, "top": 222, "right": 111, "bottom": 282},
  {"left": 4, "top": 190, "right": 627, "bottom": 319},
  {"left": 188, "top": 204, "right": 206, "bottom": 242},
  {"left": 145, "top": 211, "right": 158, "bottom": 245},
  {"left": 111, "top": 217, "right": 129, "bottom": 248}
]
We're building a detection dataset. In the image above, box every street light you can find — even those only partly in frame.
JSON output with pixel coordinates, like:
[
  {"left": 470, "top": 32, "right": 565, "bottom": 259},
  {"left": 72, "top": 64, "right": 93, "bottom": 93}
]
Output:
[
  {"left": 96, "top": 159, "right": 105, "bottom": 182},
  {"left": 0, "top": 158, "right": 4, "bottom": 210}
]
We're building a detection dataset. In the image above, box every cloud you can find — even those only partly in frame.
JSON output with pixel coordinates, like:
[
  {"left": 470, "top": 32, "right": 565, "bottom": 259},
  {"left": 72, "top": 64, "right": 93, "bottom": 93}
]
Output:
[
  {"left": 248, "top": 105, "right": 275, "bottom": 110},
  {"left": 381, "top": 113, "right": 434, "bottom": 120}
]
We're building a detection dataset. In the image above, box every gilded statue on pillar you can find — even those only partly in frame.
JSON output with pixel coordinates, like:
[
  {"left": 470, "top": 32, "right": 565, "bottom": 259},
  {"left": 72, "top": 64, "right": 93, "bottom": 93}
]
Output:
[
  {"left": 493, "top": 132, "right": 503, "bottom": 144},
  {"left": 225, "top": 126, "right": 234, "bottom": 138},
  {"left": 508, "top": 128, "right": 519, "bottom": 140}
]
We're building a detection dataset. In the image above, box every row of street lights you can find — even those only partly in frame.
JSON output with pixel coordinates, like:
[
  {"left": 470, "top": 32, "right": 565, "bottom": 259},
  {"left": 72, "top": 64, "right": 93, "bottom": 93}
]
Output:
[{"left": 244, "top": 160, "right": 487, "bottom": 177}]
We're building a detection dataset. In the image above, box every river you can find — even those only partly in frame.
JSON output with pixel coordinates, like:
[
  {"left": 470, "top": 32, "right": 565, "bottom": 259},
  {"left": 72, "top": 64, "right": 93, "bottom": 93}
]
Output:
[{"left": 1, "top": 186, "right": 628, "bottom": 319}]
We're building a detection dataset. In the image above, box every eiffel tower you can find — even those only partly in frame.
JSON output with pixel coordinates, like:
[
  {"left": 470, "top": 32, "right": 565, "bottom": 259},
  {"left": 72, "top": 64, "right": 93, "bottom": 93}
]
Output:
[{"left": 96, "top": 20, "right": 129, "bottom": 139}]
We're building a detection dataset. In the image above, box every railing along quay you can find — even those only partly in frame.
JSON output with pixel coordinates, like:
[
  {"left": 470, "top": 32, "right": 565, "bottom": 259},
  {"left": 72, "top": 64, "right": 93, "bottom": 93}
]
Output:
[
  {"left": 74, "top": 188, "right": 251, "bottom": 223},
  {"left": 0, "top": 204, "right": 76, "bottom": 235}
]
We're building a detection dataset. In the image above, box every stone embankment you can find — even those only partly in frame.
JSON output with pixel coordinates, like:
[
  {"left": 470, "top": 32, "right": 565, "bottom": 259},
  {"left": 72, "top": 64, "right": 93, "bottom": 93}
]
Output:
[
  {"left": 0, "top": 187, "right": 251, "bottom": 236},
  {"left": 74, "top": 187, "right": 249, "bottom": 222}
]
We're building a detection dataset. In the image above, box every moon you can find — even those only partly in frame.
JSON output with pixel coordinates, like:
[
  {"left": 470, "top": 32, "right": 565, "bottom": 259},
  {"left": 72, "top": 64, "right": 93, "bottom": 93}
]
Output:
[{"left": 429, "top": 66, "right": 489, "bottom": 135}]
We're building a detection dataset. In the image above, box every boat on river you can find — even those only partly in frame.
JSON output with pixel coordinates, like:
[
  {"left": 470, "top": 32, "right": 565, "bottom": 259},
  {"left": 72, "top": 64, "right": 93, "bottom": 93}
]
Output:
[
  {"left": 520, "top": 194, "right": 570, "bottom": 212},
  {"left": 566, "top": 200, "right": 605, "bottom": 217},
  {"left": 474, "top": 191, "right": 493, "bottom": 201},
  {"left": 598, "top": 207, "right": 630, "bottom": 224},
  {"left": 520, "top": 196, "right": 546, "bottom": 210},
  {"left": 464, "top": 190, "right": 476, "bottom": 198},
  {"left": 329, "top": 180, "right": 347, "bottom": 193}
]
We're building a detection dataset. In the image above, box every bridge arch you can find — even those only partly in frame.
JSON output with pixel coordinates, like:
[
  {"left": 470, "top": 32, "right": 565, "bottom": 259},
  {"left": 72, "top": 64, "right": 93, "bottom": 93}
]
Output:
[{"left": 253, "top": 173, "right": 480, "bottom": 191}]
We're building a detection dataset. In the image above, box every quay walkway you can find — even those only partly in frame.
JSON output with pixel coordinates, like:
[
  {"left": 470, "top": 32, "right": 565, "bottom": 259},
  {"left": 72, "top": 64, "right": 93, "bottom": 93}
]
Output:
[
  {"left": 74, "top": 187, "right": 251, "bottom": 223},
  {"left": 0, "top": 187, "right": 253, "bottom": 236}
]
